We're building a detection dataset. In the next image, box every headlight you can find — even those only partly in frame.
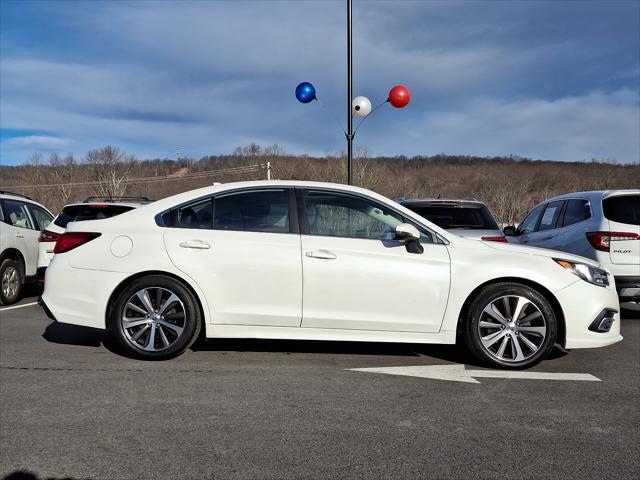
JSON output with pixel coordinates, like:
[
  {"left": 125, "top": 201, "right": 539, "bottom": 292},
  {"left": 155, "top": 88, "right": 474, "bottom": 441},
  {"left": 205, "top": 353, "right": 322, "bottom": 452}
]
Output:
[{"left": 553, "top": 259, "right": 609, "bottom": 287}]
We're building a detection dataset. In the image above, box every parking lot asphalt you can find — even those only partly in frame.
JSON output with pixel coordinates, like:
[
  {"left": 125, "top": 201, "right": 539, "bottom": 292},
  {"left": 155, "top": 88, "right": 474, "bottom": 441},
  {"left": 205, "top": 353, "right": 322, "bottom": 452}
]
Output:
[{"left": 1, "top": 295, "right": 639, "bottom": 480}]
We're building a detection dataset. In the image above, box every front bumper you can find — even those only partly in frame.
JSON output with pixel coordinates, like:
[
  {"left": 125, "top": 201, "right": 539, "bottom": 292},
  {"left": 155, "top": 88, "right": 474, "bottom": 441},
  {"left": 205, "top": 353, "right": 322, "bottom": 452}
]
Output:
[{"left": 555, "top": 280, "right": 622, "bottom": 349}]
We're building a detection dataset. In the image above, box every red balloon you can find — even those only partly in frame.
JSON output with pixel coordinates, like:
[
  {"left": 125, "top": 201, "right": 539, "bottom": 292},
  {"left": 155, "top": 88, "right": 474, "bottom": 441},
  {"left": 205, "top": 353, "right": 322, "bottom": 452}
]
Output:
[{"left": 388, "top": 85, "right": 410, "bottom": 108}]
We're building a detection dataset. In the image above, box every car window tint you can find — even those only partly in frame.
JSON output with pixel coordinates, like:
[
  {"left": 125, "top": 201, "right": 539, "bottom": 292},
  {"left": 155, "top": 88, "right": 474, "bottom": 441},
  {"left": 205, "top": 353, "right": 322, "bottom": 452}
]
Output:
[
  {"left": 54, "top": 205, "right": 135, "bottom": 228},
  {"left": 173, "top": 199, "right": 213, "bottom": 229},
  {"left": 27, "top": 204, "right": 53, "bottom": 230},
  {"left": 519, "top": 204, "right": 545, "bottom": 234},
  {"left": 603, "top": 195, "right": 640, "bottom": 226},
  {"left": 404, "top": 204, "right": 499, "bottom": 230},
  {"left": 538, "top": 201, "right": 564, "bottom": 231},
  {"left": 0, "top": 200, "right": 33, "bottom": 229},
  {"left": 304, "top": 190, "right": 403, "bottom": 240},
  {"left": 562, "top": 200, "right": 591, "bottom": 227},
  {"left": 214, "top": 189, "right": 289, "bottom": 233}
]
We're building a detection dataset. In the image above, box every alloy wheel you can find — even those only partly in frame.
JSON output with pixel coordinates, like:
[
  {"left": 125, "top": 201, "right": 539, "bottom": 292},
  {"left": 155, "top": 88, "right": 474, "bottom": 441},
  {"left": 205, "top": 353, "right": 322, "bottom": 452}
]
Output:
[
  {"left": 477, "top": 295, "right": 547, "bottom": 363},
  {"left": 121, "top": 287, "right": 187, "bottom": 352},
  {"left": 1, "top": 266, "right": 19, "bottom": 300}
]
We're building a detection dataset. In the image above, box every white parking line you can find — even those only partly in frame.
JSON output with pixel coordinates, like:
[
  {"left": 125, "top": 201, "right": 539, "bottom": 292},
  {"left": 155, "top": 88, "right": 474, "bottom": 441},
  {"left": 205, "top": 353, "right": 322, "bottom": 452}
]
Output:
[{"left": 0, "top": 301, "right": 39, "bottom": 312}]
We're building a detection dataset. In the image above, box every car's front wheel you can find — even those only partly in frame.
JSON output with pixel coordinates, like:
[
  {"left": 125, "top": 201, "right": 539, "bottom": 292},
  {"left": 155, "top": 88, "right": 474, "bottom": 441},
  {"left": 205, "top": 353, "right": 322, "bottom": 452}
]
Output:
[
  {"left": 110, "top": 275, "right": 201, "bottom": 360},
  {"left": 463, "top": 282, "right": 557, "bottom": 369}
]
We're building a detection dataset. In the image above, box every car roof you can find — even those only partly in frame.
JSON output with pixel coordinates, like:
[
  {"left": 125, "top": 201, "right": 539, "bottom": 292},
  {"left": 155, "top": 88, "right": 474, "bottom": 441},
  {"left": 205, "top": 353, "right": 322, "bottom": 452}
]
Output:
[
  {"left": 398, "top": 198, "right": 486, "bottom": 206},
  {"left": 543, "top": 189, "right": 640, "bottom": 202},
  {"left": 0, "top": 191, "right": 53, "bottom": 213},
  {"left": 139, "top": 180, "right": 454, "bottom": 242},
  {"left": 61, "top": 201, "right": 146, "bottom": 209}
]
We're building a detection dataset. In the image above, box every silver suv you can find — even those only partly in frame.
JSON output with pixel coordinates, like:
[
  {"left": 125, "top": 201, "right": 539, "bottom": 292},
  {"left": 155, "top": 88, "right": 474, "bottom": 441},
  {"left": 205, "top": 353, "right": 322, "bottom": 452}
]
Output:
[
  {"left": 0, "top": 191, "right": 53, "bottom": 305},
  {"left": 504, "top": 190, "right": 639, "bottom": 306}
]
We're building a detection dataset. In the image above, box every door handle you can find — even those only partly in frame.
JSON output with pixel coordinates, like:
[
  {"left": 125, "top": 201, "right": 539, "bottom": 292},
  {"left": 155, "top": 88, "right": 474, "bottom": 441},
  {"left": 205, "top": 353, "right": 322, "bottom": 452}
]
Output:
[
  {"left": 179, "top": 240, "right": 211, "bottom": 250},
  {"left": 305, "top": 249, "right": 337, "bottom": 260}
]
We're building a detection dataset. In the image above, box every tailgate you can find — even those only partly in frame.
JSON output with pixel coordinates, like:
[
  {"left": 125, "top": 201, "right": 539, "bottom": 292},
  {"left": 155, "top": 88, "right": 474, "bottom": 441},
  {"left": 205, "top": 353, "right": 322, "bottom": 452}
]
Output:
[{"left": 603, "top": 194, "right": 640, "bottom": 265}]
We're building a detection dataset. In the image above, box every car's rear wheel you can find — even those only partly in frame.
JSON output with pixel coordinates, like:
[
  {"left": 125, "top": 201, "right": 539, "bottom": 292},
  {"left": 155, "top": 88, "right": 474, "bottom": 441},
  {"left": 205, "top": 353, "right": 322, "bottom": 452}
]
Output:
[
  {"left": 110, "top": 275, "right": 201, "bottom": 360},
  {"left": 0, "top": 259, "right": 22, "bottom": 306},
  {"left": 463, "top": 282, "right": 557, "bottom": 369}
]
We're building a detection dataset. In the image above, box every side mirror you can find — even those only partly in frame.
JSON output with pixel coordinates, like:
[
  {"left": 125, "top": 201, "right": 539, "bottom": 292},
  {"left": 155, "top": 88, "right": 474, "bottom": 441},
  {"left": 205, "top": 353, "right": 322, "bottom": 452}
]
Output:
[
  {"left": 394, "top": 223, "right": 421, "bottom": 241},
  {"left": 503, "top": 226, "right": 518, "bottom": 237},
  {"left": 394, "top": 223, "right": 424, "bottom": 254}
]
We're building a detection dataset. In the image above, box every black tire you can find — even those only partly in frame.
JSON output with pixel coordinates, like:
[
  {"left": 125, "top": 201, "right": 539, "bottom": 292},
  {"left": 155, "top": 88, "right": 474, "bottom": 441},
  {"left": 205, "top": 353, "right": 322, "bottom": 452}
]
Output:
[
  {"left": 0, "top": 258, "right": 23, "bottom": 306},
  {"left": 463, "top": 282, "right": 557, "bottom": 369},
  {"left": 109, "top": 275, "right": 201, "bottom": 360}
]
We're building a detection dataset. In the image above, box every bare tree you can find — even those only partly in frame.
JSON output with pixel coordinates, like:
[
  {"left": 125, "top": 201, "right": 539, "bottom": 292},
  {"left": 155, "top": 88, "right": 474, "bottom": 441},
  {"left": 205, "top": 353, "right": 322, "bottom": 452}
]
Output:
[{"left": 85, "top": 146, "right": 134, "bottom": 198}]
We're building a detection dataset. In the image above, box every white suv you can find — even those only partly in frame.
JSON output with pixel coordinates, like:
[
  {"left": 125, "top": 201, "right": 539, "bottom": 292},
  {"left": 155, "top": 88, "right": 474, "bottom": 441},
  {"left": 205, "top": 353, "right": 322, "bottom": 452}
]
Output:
[
  {"left": 0, "top": 191, "right": 54, "bottom": 305},
  {"left": 505, "top": 190, "right": 640, "bottom": 306}
]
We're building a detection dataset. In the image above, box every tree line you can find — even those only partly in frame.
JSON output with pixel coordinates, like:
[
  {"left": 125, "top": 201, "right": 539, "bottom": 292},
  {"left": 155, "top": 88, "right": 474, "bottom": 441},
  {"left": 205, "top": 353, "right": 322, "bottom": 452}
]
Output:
[{"left": 1, "top": 143, "right": 638, "bottom": 224}]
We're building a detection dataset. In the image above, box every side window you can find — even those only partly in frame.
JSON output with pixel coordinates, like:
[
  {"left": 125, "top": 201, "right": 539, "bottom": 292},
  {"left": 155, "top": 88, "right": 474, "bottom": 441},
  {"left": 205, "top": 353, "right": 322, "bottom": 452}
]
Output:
[
  {"left": 26, "top": 204, "right": 53, "bottom": 230},
  {"left": 171, "top": 198, "right": 213, "bottom": 229},
  {"left": 0, "top": 200, "right": 33, "bottom": 229},
  {"left": 538, "top": 200, "right": 564, "bottom": 232},
  {"left": 562, "top": 200, "right": 591, "bottom": 227},
  {"left": 214, "top": 189, "right": 290, "bottom": 233},
  {"left": 518, "top": 204, "right": 545, "bottom": 234},
  {"left": 303, "top": 190, "right": 403, "bottom": 240}
]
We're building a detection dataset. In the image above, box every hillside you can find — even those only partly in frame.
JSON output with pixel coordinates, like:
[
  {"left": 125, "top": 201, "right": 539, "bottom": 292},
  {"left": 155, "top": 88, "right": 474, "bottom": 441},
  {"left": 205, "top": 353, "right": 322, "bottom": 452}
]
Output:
[{"left": 1, "top": 144, "right": 638, "bottom": 224}]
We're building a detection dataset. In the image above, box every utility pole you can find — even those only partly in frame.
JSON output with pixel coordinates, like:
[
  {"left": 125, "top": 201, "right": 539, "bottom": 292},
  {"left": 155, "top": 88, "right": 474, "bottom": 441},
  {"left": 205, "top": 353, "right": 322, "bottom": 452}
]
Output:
[{"left": 346, "top": 0, "right": 353, "bottom": 185}]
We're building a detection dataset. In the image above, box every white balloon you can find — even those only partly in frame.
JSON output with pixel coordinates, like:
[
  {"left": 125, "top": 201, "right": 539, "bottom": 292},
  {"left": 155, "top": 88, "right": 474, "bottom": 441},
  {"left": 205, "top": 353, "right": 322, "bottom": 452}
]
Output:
[{"left": 352, "top": 96, "right": 372, "bottom": 117}]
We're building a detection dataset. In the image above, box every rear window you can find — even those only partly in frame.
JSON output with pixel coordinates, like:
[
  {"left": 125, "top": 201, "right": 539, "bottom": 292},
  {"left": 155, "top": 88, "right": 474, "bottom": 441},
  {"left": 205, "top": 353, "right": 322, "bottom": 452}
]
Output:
[
  {"left": 405, "top": 204, "right": 499, "bottom": 230},
  {"left": 54, "top": 205, "right": 134, "bottom": 228},
  {"left": 603, "top": 195, "right": 640, "bottom": 226}
]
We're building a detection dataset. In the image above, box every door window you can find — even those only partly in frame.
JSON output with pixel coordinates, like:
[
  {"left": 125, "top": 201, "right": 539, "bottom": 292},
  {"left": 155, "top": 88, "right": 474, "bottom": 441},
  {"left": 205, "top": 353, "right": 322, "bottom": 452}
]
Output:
[
  {"left": 518, "top": 204, "right": 545, "bottom": 234},
  {"left": 0, "top": 200, "right": 33, "bottom": 229},
  {"left": 168, "top": 198, "right": 213, "bottom": 229},
  {"left": 26, "top": 204, "right": 53, "bottom": 230},
  {"left": 538, "top": 201, "right": 564, "bottom": 231},
  {"left": 214, "top": 189, "right": 290, "bottom": 233},
  {"left": 303, "top": 190, "right": 404, "bottom": 240},
  {"left": 562, "top": 200, "right": 591, "bottom": 227}
]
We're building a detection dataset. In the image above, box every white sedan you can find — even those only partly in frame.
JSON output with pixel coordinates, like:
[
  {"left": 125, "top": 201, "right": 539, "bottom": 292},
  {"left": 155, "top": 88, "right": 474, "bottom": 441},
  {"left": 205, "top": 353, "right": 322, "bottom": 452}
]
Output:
[{"left": 41, "top": 181, "right": 622, "bottom": 368}]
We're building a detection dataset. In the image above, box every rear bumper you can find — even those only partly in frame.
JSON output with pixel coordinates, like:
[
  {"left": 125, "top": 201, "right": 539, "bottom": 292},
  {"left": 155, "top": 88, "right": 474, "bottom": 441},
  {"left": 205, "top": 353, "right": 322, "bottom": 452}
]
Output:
[
  {"left": 38, "top": 296, "right": 57, "bottom": 322},
  {"left": 614, "top": 276, "right": 640, "bottom": 301},
  {"left": 41, "top": 256, "right": 130, "bottom": 330},
  {"left": 555, "top": 280, "right": 622, "bottom": 349}
]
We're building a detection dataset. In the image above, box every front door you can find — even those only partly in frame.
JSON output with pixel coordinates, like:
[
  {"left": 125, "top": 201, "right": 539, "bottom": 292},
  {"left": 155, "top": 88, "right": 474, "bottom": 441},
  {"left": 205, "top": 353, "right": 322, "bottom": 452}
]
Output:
[
  {"left": 163, "top": 188, "right": 302, "bottom": 327},
  {"left": 299, "top": 189, "right": 450, "bottom": 333}
]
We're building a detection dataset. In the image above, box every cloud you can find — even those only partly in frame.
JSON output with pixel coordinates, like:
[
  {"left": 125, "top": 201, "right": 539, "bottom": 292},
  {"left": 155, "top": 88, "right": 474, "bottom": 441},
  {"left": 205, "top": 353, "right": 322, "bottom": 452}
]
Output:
[
  {"left": 393, "top": 89, "right": 640, "bottom": 163},
  {"left": 0, "top": 0, "right": 638, "bottom": 164}
]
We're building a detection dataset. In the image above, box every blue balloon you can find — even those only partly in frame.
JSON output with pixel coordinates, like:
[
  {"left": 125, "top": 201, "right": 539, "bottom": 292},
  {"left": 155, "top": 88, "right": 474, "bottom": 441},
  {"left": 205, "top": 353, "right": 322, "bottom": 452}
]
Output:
[{"left": 295, "top": 82, "right": 316, "bottom": 103}]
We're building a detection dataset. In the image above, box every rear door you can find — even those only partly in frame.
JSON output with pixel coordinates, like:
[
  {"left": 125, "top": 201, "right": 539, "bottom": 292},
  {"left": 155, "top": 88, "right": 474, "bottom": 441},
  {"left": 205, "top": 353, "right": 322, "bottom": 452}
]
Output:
[
  {"left": 552, "top": 199, "right": 594, "bottom": 258},
  {"left": 602, "top": 194, "right": 640, "bottom": 266},
  {"left": 162, "top": 188, "right": 303, "bottom": 327}
]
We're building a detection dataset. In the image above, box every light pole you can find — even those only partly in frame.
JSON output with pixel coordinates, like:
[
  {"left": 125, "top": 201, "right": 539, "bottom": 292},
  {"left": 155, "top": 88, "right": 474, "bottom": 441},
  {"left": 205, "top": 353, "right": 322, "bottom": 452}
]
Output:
[
  {"left": 346, "top": 0, "right": 353, "bottom": 185},
  {"left": 295, "top": 0, "right": 411, "bottom": 185}
]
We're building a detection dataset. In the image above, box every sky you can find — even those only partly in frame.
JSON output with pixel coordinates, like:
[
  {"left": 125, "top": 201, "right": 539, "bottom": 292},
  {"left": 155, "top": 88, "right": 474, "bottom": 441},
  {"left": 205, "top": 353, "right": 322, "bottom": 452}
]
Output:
[{"left": 1, "top": 0, "right": 639, "bottom": 166}]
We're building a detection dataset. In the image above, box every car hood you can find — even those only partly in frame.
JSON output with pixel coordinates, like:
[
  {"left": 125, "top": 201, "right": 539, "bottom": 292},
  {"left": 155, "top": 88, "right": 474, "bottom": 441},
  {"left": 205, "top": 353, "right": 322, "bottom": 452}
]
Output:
[{"left": 481, "top": 240, "right": 602, "bottom": 268}]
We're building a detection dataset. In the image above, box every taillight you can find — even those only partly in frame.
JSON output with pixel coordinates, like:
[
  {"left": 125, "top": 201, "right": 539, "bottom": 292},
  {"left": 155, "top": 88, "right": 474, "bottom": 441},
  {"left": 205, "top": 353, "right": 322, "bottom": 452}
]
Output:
[
  {"left": 39, "top": 230, "right": 60, "bottom": 243},
  {"left": 53, "top": 232, "right": 101, "bottom": 254},
  {"left": 481, "top": 235, "right": 508, "bottom": 243},
  {"left": 586, "top": 231, "right": 640, "bottom": 252}
]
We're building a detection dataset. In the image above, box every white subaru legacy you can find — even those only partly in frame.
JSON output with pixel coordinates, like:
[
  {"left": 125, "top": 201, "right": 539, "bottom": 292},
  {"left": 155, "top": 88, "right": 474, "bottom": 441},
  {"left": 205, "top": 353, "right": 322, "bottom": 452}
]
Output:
[{"left": 41, "top": 181, "right": 622, "bottom": 368}]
